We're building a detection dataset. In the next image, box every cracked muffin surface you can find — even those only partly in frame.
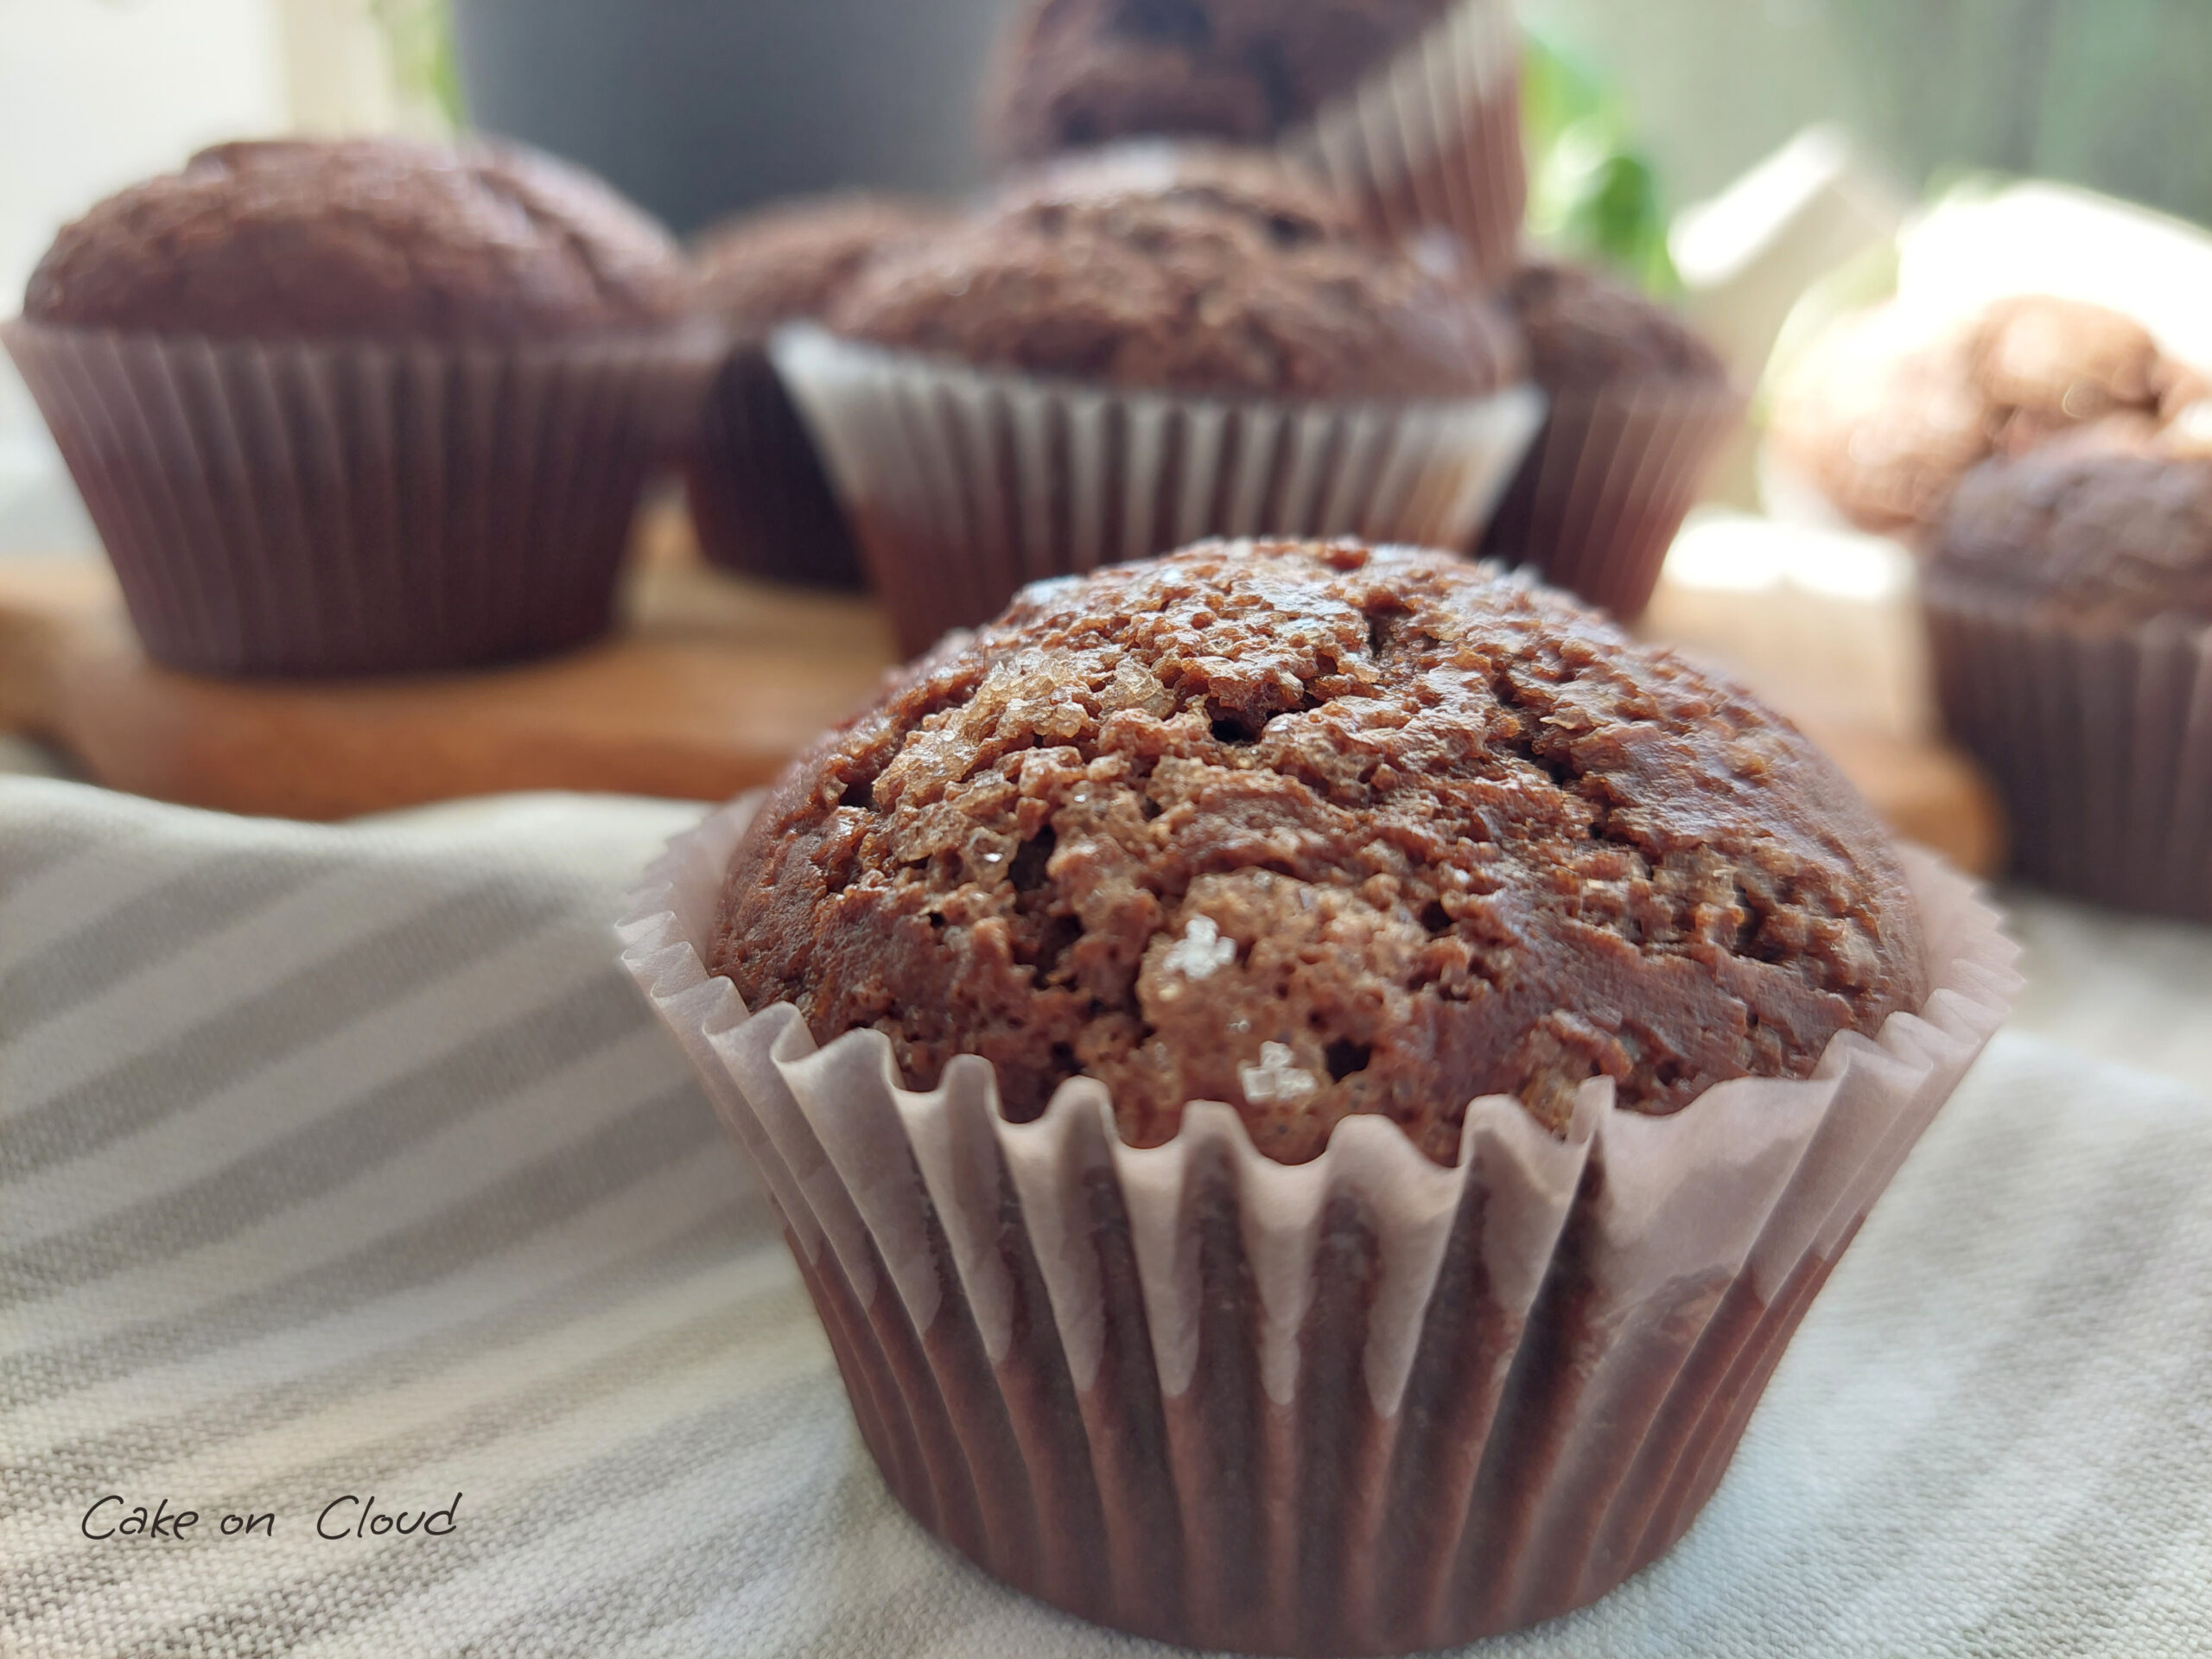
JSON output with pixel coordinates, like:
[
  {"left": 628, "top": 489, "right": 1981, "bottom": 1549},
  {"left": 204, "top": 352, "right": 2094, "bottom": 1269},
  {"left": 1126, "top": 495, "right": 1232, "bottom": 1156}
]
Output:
[
  {"left": 26, "top": 137, "right": 689, "bottom": 340},
  {"left": 825, "top": 144, "right": 1522, "bottom": 400},
  {"left": 711, "top": 538, "right": 1928, "bottom": 1164}
]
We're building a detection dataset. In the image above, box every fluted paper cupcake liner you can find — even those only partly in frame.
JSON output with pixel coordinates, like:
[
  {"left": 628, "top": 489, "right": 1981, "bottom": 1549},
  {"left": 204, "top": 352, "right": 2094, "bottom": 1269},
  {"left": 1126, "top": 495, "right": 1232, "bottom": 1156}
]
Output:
[
  {"left": 618, "top": 795, "right": 2016, "bottom": 1656},
  {"left": 772, "top": 324, "right": 1546, "bottom": 657},
  {"left": 1926, "top": 581, "right": 2212, "bottom": 921},
  {"left": 686, "top": 342, "right": 869, "bottom": 589},
  {"left": 1479, "top": 378, "right": 1745, "bottom": 622},
  {"left": 3, "top": 318, "right": 720, "bottom": 677},
  {"left": 1285, "top": 0, "right": 1528, "bottom": 283}
]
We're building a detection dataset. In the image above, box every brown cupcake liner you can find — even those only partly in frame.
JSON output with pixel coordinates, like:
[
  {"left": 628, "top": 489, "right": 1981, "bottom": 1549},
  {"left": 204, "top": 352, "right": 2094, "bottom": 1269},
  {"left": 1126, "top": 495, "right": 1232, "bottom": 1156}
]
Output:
[
  {"left": 772, "top": 323, "right": 1546, "bottom": 657},
  {"left": 619, "top": 796, "right": 2017, "bottom": 1656},
  {"left": 1926, "top": 581, "right": 2212, "bottom": 921},
  {"left": 685, "top": 341, "right": 869, "bottom": 589},
  {"left": 1285, "top": 0, "right": 1528, "bottom": 284},
  {"left": 2, "top": 317, "right": 720, "bottom": 677},
  {"left": 1479, "top": 377, "right": 1745, "bottom": 622}
]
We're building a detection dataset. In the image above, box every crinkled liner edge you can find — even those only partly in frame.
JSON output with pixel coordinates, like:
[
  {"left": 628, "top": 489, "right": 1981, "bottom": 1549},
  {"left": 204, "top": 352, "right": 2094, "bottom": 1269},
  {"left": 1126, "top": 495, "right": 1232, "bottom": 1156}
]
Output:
[
  {"left": 770, "top": 322, "right": 1548, "bottom": 556},
  {"left": 619, "top": 791, "right": 2018, "bottom": 1419}
]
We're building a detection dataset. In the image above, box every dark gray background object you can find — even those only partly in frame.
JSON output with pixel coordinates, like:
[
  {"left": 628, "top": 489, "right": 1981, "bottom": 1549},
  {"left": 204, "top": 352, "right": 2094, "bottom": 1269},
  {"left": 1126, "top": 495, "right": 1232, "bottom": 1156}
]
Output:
[{"left": 451, "top": 0, "right": 1011, "bottom": 236}]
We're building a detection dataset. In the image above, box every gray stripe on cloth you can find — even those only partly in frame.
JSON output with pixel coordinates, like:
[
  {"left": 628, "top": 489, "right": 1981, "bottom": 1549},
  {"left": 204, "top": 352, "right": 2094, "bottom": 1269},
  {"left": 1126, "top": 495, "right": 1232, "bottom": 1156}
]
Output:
[
  {"left": 1, "top": 880, "right": 573, "bottom": 1179},
  {"left": 1949, "top": 1319, "right": 2212, "bottom": 1658},
  {"left": 108, "top": 1374, "right": 832, "bottom": 1659},
  {"left": 0, "top": 1205, "right": 766, "bottom": 1522},
  {"left": 0, "top": 975, "right": 657, "bottom": 1306},
  {"left": 0, "top": 1080, "right": 718, "bottom": 1409},
  {"left": 443, "top": 1459, "right": 991, "bottom": 1659},
  {"left": 0, "top": 815, "right": 143, "bottom": 899},
  {"left": 0, "top": 850, "right": 329, "bottom": 1033},
  {"left": 4, "top": 1273, "right": 812, "bottom": 1632}
]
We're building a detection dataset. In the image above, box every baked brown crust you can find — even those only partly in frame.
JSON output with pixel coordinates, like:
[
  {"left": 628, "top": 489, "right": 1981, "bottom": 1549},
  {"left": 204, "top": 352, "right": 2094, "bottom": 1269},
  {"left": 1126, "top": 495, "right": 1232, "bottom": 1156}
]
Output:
[
  {"left": 1929, "top": 449, "right": 2212, "bottom": 625},
  {"left": 711, "top": 537, "right": 1928, "bottom": 1165},
  {"left": 24, "top": 137, "right": 690, "bottom": 340},
  {"left": 984, "top": 0, "right": 1456, "bottom": 162},
  {"left": 1507, "top": 260, "right": 1728, "bottom": 392},
  {"left": 692, "top": 193, "right": 951, "bottom": 342},
  {"left": 1770, "top": 295, "right": 2206, "bottom": 537},
  {"left": 825, "top": 145, "right": 1523, "bottom": 399}
]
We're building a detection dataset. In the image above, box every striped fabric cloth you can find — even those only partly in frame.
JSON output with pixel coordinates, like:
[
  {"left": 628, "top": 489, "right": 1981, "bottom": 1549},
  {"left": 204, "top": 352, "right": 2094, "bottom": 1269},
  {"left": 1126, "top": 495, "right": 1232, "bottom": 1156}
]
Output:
[{"left": 3, "top": 774, "right": 2210, "bottom": 1657}]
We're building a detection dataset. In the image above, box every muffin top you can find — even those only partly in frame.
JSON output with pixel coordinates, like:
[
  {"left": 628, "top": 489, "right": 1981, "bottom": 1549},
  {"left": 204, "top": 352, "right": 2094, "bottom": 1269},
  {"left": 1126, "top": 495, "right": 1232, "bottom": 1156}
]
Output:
[
  {"left": 1770, "top": 294, "right": 2207, "bottom": 537},
  {"left": 711, "top": 537, "right": 1929, "bottom": 1166},
  {"left": 986, "top": 0, "right": 1456, "bottom": 162},
  {"left": 692, "top": 193, "right": 951, "bottom": 342},
  {"left": 823, "top": 146, "right": 1523, "bottom": 400},
  {"left": 1507, "top": 260, "right": 1729, "bottom": 393},
  {"left": 24, "top": 137, "right": 690, "bottom": 340},
  {"left": 1929, "top": 449, "right": 2212, "bottom": 626}
]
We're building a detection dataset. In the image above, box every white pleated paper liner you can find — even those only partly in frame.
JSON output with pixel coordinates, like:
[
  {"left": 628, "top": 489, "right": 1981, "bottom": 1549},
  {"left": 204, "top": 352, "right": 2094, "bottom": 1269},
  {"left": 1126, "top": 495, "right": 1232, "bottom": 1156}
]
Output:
[
  {"left": 1925, "top": 579, "right": 2212, "bottom": 923},
  {"left": 1478, "top": 376, "right": 1745, "bottom": 623},
  {"left": 3, "top": 317, "right": 721, "bottom": 677},
  {"left": 1284, "top": 0, "right": 1529, "bottom": 283},
  {"left": 686, "top": 340, "right": 870, "bottom": 589},
  {"left": 772, "top": 323, "right": 1547, "bottom": 658},
  {"left": 618, "top": 793, "right": 2018, "bottom": 1656}
]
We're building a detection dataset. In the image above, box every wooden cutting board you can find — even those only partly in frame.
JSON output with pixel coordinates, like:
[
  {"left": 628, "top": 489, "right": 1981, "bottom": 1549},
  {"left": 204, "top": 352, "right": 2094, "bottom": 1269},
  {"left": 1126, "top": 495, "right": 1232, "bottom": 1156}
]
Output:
[
  {"left": 0, "top": 513, "right": 899, "bottom": 821},
  {"left": 0, "top": 510, "right": 2005, "bottom": 874}
]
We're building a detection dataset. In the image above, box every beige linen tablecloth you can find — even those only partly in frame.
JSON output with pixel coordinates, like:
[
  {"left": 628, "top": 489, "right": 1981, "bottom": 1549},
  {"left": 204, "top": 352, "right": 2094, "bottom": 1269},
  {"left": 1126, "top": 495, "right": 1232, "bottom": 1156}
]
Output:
[{"left": 4, "top": 775, "right": 2211, "bottom": 1657}]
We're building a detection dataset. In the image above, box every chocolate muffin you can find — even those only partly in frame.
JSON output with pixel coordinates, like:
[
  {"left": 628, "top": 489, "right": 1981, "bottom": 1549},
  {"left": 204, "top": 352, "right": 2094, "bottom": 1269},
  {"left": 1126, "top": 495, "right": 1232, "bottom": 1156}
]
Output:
[
  {"left": 712, "top": 537, "right": 1929, "bottom": 1164},
  {"left": 777, "top": 146, "right": 1541, "bottom": 655},
  {"left": 26, "top": 137, "right": 690, "bottom": 339},
  {"left": 695, "top": 194, "right": 946, "bottom": 337},
  {"left": 1931, "top": 449, "right": 2212, "bottom": 626},
  {"left": 1924, "top": 450, "right": 2212, "bottom": 919},
  {"left": 828, "top": 146, "right": 1521, "bottom": 400},
  {"left": 1479, "top": 261, "right": 1740, "bottom": 620},
  {"left": 982, "top": 0, "right": 1528, "bottom": 280},
  {"left": 687, "top": 194, "right": 949, "bottom": 586},
  {"left": 1506, "top": 259, "right": 1726, "bottom": 391},
  {"left": 7, "top": 136, "right": 708, "bottom": 676},
  {"left": 984, "top": 0, "right": 1457, "bottom": 159}
]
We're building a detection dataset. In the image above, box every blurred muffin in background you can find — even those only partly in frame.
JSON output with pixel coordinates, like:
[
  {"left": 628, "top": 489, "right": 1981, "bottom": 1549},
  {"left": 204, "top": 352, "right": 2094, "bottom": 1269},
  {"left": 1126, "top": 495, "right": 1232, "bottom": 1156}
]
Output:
[
  {"left": 985, "top": 0, "right": 1454, "bottom": 156},
  {"left": 689, "top": 194, "right": 951, "bottom": 588},
  {"left": 8, "top": 137, "right": 708, "bottom": 676},
  {"left": 1769, "top": 294, "right": 2207, "bottom": 543},
  {"left": 24, "top": 137, "right": 690, "bottom": 340},
  {"left": 1477, "top": 259, "right": 1740, "bottom": 621},
  {"left": 1923, "top": 447, "right": 2212, "bottom": 920},
  {"left": 982, "top": 0, "right": 1526, "bottom": 280},
  {"left": 774, "top": 143, "right": 1541, "bottom": 655}
]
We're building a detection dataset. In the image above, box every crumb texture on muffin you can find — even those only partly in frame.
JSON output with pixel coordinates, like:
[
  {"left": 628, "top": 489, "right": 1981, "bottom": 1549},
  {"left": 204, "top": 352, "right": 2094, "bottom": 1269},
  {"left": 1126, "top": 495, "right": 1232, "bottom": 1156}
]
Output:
[
  {"left": 692, "top": 194, "right": 950, "bottom": 340},
  {"left": 1931, "top": 450, "right": 2212, "bottom": 625},
  {"left": 712, "top": 538, "right": 1928, "bottom": 1165},
  {"left": 25, "top": 137, "right": 690, "bottom": 340},
  {"left": 825, "top": 145, "right": 1522, "bottom": 400},
  {"left": 986, "top": 0, "right": 1457, "bottom": 161},
  {"left": 1507, "top": 260, "right": 1727, "bottom": 391}
]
